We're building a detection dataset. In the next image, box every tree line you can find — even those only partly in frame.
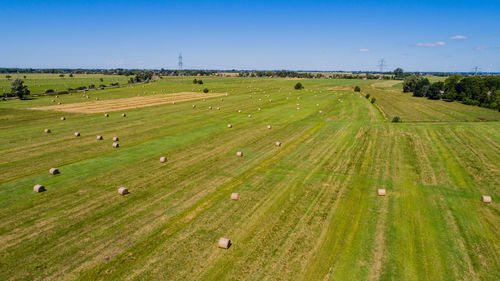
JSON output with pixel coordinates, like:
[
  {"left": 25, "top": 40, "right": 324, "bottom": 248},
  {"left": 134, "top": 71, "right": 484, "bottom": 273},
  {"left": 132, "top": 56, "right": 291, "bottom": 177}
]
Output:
[{"left": 403, "top": 74, "right": 500, "bottom": 111}]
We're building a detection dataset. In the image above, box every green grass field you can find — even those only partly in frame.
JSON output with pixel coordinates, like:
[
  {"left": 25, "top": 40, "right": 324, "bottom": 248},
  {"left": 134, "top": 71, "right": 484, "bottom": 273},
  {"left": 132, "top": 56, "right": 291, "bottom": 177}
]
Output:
[
  {"left": 0, "top": 77, "right": 499, "bottom": 280},
  {"left": 1, "top": 74, "right": 130, "bottom": 95}
]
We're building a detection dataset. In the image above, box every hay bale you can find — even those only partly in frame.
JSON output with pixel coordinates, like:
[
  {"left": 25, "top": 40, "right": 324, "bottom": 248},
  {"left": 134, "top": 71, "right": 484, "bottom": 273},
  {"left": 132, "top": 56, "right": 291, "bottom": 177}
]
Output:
[
  {"left": 319, "top": 110, "right": 323, "bottom": 113},
  {"left": 297, "top": 103, "right": 300, "bottom": 106},
  {"left": 122, "top": 113, "right": 126, "bottom": 117},
  {"left": 231, "top": 193, "right": 240, "bottom": 200},
  {"left": 238, "top": 110, "right": 242, "bottom": 113},
  {"left": 192, "top": 105, "right": 196, "bottom": 108},
  {"left": 258, "top": 108, "right": 261, "bottom": 111},
  {"left": 96, "top": 97, "right": 99, "bottom": 100},
  {"left": 44, "top": 129, "right": 51, "bottom": 133},
  {"left": 52, "top": 99, "right": 55, "bottom": 102},
  {"left": 209, "top": 106, "right": 212, "bottom": 110},
  {"left": 34, "top": 184, "right": 46, "bottom": 193},
  {"left": 113, "top": 142, "right": 119, "bottom": 148},
  {"left": 267, "top": 125, "right": 272, "bottom": 129},
  {"left": 104, "top": 113, "right": 109, "bottom": 117},
  {"left": 236, "top": 151, "right": 243, "bottom": 157},
  {"left": 481, "top": 195, "right": 492, "bottom": 203},
  {"left": 97, "top": 135, "right": 103, "bottom": 140},
  {"left": 74, "top": 132, "right": 80, "bottom": 137},
  {"left": 60, "top": 117, "right": 66, "bottom": 121},
  {"left": 378, "top": 189, "right": 386, "bottom": 196},
  {"left": 58, "top": 102, "right": 62, "bottom": 105},
  {"left": 275, "top": 141, "right": 281, "bottom": 147},
  {"left": 218, "top": 237, "right": 231, "bottom": 249},
  {"left": 227, "top": 124, "right": 232, "bottom": 128},
  {"left": 172, "top": 101, "right": 175, "bottom": 104},
  {"left": 49, "top": 168, "right": 60, "bottom": 175},
  {"left": 297, "top": 107, "right": 300, "bottom": 110},
  {"left": 160, "top": 156, "right": 167, "bottom": 163},
  {"left": 217, "top": 107, "right": 221, "bottom": 110},
  {"left": 118, "top": 187, "right": 129, "bottom": 195},
  {"left": 248, "top": 114, "right": 252, "bottom": 118},
  {"left": 316, "top": 104, "right": 319, "bottom": 106},
  {"left": 113, "top": 137, "right": 119, "bottom": 141}
]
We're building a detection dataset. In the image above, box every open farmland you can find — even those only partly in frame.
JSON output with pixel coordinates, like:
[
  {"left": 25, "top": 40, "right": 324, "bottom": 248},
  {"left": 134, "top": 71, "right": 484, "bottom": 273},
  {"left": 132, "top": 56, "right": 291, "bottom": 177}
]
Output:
[
  {"left": 0, "top": 77, "right": 499, "bottom": 280},
  {"left": 0, "top": 74, "right": 130, "bottom": 95}
]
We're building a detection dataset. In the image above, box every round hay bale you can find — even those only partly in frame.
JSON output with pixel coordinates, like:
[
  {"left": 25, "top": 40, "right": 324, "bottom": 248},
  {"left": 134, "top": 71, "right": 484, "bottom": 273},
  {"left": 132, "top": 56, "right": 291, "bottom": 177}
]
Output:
[
  {"left": 319, "top": 110, "right": 323, "bottom": 113},
  {"left": 297, "top": 103, "right": 300, "bottom": 106},
  {"left": 192, "top": 105, "right": 196, "bottom": 108},
  {"left": 248, "top": 114, "right": 252, "bottom": 118},
  {"left": 44, "top": 129, "right": 51, "bottom": 133},
  {"left": 227, "top": 124, "right": 232, "bottom": 128},
  {"left": 113, "top": 142, "right": 119, "bottom": 148},
  {"left": 34, "top": 184, "right": 46, "bottom": 193},
  {"left": 209, "top": 106, "right": 212, "bottom": 110},
  {"left": 481, "top": 195, "right": 492, "bottom": 203},
  {"left": 97, "top": 135, "right": 103, "bottom": 140},
  {"left": 297, "top": 107, "right": 300, "bottom": 110},
  {"left": 52, "top": 99, "right": 55, "bottom": 102},
  {"left": 56, "top": 95, "right": 59, "bottom": 98},
  {"left": 269, "top": 99, "right": 272, "bottom": 102},
  {"left": 60, "top": 116, "right": 66, "bottom": 121},
  {"left": 74, "top": 132, "right": 80, "bottom": 137},
  {"left": 122, "top": 113, "right": 126, "bottom": 117},
  {"left": 258, "top": 108, "right": 261, "bottom": 111},
  {"left": 236, "top": 151, "right": 243, "bottom": 157},
  {"left": 378, "top": 189, "right": 386, "bottom": 196},
  {"left": 113, "top": 137, "right": 119, "bottom": 141},
  {"left": 316, "top": 104, "right": 319, "bottom": 106},
  {"left": 160, "top": 156, "right": 167, "bottom": 163},
  {"left": 172, "top": 101, "right": 175, "bottom": 104},
  {"left": 220, "top": 98, "right": 223, "bottom": 101},
  {"left": 118, "top": 187, "right": 129, "bottom": 195},
  {"left": 275, "top": 141, "right": 282, "bottom": 147},
  {"left": 58, "top": 102, "right": 62, "bottom": 105},
  {"left": 49, "top": 168, "right": 59, "bottom": 175},
  {"left": 238, "top": 110, "right": 242, "bottom": 113},
  {"left": 218, "top": 237, "right": 231, "bottom": 249},
  {"left": 217, "top": 107, "right": 221, "bottom": 110},
  {"left": 96, "top": 97, "right": 99, "bottom": 100},
  {"left": 225, "top": 93, "right": 228, "bottom": 96},
  {"left": 267, "top": 125, "right": 272, "bottom": 129},
  {"left": 231, "top": 193, "right": 240, "bottom": 200},
  {"left": 104, "top": 113, "right": 109, "bottom": 117}
]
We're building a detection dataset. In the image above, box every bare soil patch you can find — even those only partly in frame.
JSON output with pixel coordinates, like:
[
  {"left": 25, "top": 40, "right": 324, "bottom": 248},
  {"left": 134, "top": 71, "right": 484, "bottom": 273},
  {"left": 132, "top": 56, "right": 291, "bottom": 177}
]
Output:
[{"left": 31, "top": 92, "right": 227, "bottom": 114}]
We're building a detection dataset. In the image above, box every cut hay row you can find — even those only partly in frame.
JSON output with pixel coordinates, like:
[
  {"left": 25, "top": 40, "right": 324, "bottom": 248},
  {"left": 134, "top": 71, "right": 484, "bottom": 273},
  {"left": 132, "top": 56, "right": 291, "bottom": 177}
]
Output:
[{"left": 31, "top": 92, "right": 227, "bottom": 113}]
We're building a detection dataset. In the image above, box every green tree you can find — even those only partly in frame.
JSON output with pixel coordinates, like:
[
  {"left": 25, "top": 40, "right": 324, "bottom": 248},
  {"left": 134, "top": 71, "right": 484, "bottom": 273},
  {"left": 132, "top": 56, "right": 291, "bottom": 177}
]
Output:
[
  {"left": 413, "top": 78, "right": 431, "bottom": 97},
  {"left": 59, "top": 74, "right": 65, "bottom": 78},
  {"left": 5, "top": 75, "right": 11, "bottom": 79},
  {"left": 427, "top": 82, "right": 444, "bottom": 100},
  {"left": 203, "top": 88, "right": 209, "bottom": 93},
  {"left": 294, "top": 82, "right": 304, "bottom": 90},
  {"left": 354, "top": 86, "right": 361, "bottom": 92},
  {"left": 69, "top": 73, "right": 74, "bottom": 77},
  {"left": 443, "top": 74, "right": 462, "bottom": 101},
  {"left": 11, "top": 79, "right": 30, "bottom": 100},
  {"left": 394, "top": 68, "right": 404, "bottom": 79},
  {"left": 403, "top": 75, "right": 419, "bottom": 92},
  {"left": 193, "top": 79, "right": 198, "bottom": 84}
]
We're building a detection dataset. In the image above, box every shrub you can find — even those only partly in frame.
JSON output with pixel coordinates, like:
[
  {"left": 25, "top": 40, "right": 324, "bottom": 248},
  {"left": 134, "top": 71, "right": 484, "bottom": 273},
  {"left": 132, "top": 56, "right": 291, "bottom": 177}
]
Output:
[
  {"left": 10, "top": 79, "right": 30, "bottom": 100},
  {"left": 294, "top": 82, "right": 304, "bottom": 90},
  {"left": 45, "top": 89, "right": 55, "bottom": 94},
  {"left": 57, "top": 90, "right": 69, "bottom": 95},
  {"left": 392, "top": 116, "right": 402, "bottom": 123},
  {"left": 365, "top": 94, "right": 370, "bottom": 99},
  {"left": 193, "top": 79, "right": 198, "bottom": 84},
  {"left": 99, "top": 84, "right": 106, "bottom": 88},
  {"left": 69, "top": 73, "right": 73, "bottom": 77},
  {"left": 354, "top": 86, "right": 361, "bottom": 92},
  {"left": 203, "top": 88, "right": 209, "bottom": 93},
  {"left": 59, "top": 74, "right": 65, "bottom": 78},
  {"left": 88, "top": 84, "right": 95, "bottom": 89},
  {"left": 198, "top": 80, "right": 204, "bottom": 84},
  {"left": 370, "top": 97, "right": 376, "bottom": 104},
  {"left": 76, "top": 86, "right": 87, "bottom": 90}
]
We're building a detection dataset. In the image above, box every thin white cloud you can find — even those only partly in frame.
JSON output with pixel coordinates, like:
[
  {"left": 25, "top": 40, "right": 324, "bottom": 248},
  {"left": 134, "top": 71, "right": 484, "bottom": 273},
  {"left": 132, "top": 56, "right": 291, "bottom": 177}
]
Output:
[
  {"left": 450, "top": 35, "right": 467, "bottom": 40},
  {"left": 476, "top": 46, "right": 489, "bottom": 51},
  {"left": 359, "top": 49, "right": 369, "bottom": 52},
  {"left": 416, "top": 41, "right": 446, "bottom": 47}
]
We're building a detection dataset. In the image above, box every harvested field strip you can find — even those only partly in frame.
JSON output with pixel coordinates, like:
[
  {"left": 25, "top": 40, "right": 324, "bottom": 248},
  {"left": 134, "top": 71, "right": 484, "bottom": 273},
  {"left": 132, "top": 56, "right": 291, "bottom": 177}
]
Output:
[{"left": 30, "top": 92, "right": 227, "bottom": 113}]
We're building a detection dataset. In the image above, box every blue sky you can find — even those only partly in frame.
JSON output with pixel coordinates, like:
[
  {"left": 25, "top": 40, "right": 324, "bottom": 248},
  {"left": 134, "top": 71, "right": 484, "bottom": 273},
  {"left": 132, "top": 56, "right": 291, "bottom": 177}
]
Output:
[{"left": 1, "top": 0, "right": 499, "bottom": 72}]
